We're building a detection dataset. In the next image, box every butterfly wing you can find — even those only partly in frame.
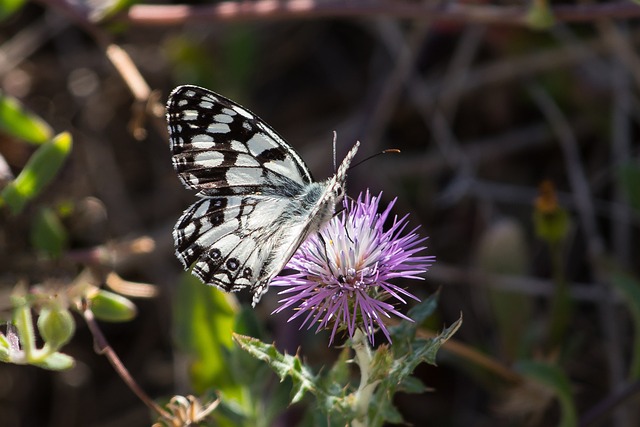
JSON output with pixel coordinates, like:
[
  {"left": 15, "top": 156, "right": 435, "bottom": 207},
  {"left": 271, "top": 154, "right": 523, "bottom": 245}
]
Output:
[
  {"left": 167, "top": 85, "right": 312, "bottom": 195},
  {"left": 173, "top": 195, "right": 301, "bottom": 292},
  {"left": 167, "top": 85, "right": 359, "bottom": 305}
]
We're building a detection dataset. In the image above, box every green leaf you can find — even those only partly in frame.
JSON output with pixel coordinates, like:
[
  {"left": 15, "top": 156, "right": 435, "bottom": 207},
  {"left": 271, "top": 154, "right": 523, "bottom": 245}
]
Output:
[
  {"left": 0, "top": 91, "right": 52, "bottom": 144},
  {"left": 0, "top": 0, "right": 26, "bottom": 21},
  {"left": 31, "top": 207, "right": 68, "bottom": 258},
  {"left": 31, "top": 351, "right": 75, "bottom": 370},
  {"left": 397, "top": 376, "right": 428, "bottom": 394},
  {"left": 12, "top": 297, "right": 36, "bottom": 359},
  {"left": 369, "top": 397, "right": 404, "bottom": 426},
  {"left": 610, "top": 272, "right": 640, "bottom": 379},
  {"left": 407, "top": 289, "right": 441, "bottom": 324},
  {"left": 516, "top": 361, "right": 577, "bottom": 427},
  {"left": 420, "top": 317, "right": 463, "bottom": 365},
  {"left": 390, "top": 290, "right": 440, "bottom": 343},
  {"left": 1, "top": 132, "right": 72, "bottom": 214},
  {"left": 174, "top": 273, "right": 240, "bottom": 396},
  {"left": 368, "top": 316, "right": 461, "bottom": 426},
  {"left": 381, "top": 316, "right": 462, "bottom": 394},
  {"left": 232, "top": 333, "right": 318, "bottom": 404},
  {"left": 323, "top": 347, "right": 351, "bottom": 391},
  {"left": 0, "top": 333, "right": 11, "bottom": 361},
  {"left": 88, "top": 290, "right": 137, "bottom": 322}
]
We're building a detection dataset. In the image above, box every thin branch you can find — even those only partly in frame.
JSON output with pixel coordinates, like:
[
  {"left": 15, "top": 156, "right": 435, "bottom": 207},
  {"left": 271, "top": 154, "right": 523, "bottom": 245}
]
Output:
[
  {"left": 33, "top": 0, "right": 166, "bottom": 138},
  {"left": 602, "top": 21, "right": 633, "bottom": 268},
  {"left": 428, "top": 264, "right": 623, "bottom": 303},
  {"left": 578, "top": 380, "right": 640, "bottom": 427},
  {"left": 120, "top": 1, "right": 640, "bottom": 27},
  {"left": 0, "top": 13, "right": 69, "bottom": 77},
  {"left": 82, "top": 306, "right": 171, "bottom": 420}
]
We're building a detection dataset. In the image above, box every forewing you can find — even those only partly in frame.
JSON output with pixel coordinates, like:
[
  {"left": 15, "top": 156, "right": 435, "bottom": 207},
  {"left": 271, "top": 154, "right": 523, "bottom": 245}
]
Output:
[{"left": 166, "top": 85, "right": 313, "bottom": 195}]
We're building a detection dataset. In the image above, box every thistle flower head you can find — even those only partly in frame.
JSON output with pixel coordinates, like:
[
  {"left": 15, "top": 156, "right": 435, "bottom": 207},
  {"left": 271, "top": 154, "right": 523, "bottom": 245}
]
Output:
[{"left": 272, "top": 191, "right": 434, "bottom": 345}]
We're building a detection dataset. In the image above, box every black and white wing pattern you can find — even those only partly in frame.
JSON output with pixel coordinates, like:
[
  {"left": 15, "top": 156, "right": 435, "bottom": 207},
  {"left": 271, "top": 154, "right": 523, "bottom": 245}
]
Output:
[{"left": 167, "top": 85, "right": 360, "bottom": 306}]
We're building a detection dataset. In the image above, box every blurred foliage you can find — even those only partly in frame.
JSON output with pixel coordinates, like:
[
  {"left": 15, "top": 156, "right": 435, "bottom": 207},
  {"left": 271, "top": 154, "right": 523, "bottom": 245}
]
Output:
[
  {"left": 165, "top": 27, "right": 256, "bottom": 101},
  {"left": 0, "top": 132, "right": 72, "bottom": 214},
  {"left": 610, "top": 272, "right": 640, "bottom": 380},
  {"left": 173, "top": 273, "right": 290, "bottom": 427},
  {"left": 515, "top": 360, "right": 577, "bottom": 427},
  {"left": 0, "top": 92, "right": 53, "bottom": 144},
  {"left": 476, "top": 218, "right": 533, "bottom": 361},
  {"left": 619, "top": 162, "right": 640, "bottom": 212},
  {"left": 30, "top": 206, "right": 68, "bottom": 258},
  {"left": 0, "top": 0, "right": 25, "bottom": 22},
  {"left": 2, "top": 1, "right": 640, "bottom": 425}
]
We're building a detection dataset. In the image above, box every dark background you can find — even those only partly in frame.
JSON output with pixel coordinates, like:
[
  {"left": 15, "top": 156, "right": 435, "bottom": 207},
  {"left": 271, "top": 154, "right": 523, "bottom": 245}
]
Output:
[{"left": 1, "top": 2, "right": 639, "bottom": 426}]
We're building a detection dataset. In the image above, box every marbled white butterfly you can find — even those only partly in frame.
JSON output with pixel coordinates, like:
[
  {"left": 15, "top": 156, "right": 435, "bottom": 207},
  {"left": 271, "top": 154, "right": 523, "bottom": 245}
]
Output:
[{"left": 167, "top": 85, "right": 360, "bottom": 306}]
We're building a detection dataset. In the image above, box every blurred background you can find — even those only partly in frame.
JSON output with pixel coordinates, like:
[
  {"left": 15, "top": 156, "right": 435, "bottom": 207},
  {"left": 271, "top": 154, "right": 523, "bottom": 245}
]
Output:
[{"left": 1, "top": 1, "right": 640, "bottom": 426}]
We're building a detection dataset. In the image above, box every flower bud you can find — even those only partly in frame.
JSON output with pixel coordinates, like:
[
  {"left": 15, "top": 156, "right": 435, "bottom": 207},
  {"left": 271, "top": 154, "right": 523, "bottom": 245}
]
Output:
[
  {"left": 89, "top": 290, "right": 137, "bottom": 322},
  {"left": 37, "top": 306, "right": 75, "bottom": 350}
]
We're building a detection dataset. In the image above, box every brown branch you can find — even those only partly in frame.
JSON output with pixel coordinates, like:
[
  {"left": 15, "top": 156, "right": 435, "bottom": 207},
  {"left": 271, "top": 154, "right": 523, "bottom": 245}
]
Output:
[
  {"left": 33, "top": 0, "right": 166, "bottom": 139},
  {"left": 82, "top": 306, "right": 171, "bottom": 420},
  {"left": 120, "top": 0, "right": 640, "bottom": 27}
]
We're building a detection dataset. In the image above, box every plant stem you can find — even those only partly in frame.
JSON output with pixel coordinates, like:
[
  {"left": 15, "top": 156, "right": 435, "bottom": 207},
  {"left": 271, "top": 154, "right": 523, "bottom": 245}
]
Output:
[
  {"left": 82, "top": 305, "right": 171, "bottom": 420},
  {"left": 13, "top": 302, "right": 37, "bottom": 362},
  {"left": 351, "top": 328, "right": 378, "bottom": 427}
]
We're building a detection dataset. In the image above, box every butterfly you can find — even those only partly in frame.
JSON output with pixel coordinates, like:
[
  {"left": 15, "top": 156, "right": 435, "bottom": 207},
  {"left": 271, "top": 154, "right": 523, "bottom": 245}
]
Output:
[{"left": 166, "top": 85, "right": 360, "bottom": 306}]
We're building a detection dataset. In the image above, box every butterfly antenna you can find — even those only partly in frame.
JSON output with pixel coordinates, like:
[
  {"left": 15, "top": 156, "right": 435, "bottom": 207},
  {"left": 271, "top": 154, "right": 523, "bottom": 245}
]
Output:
[{"left": 349, "top": 149, "right": 400, "bottom": 170}]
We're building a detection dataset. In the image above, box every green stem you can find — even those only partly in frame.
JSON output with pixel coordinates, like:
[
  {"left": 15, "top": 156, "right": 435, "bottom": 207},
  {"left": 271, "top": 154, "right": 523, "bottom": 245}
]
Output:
[
  {"left": 351, "top": 329, "right": 379, "bottom": 427},
  {"left": 546, "top": 241, "right": 572, "bottom": 351},
  {"left": 13, "top": 301, "right": 37, "bottom": 362}
]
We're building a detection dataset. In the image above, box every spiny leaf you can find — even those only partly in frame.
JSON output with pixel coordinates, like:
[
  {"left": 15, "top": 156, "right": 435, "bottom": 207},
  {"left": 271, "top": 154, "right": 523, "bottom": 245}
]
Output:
[
  {"left": 232, "top": 334, "right": 317, "bottom": 404},
  {"left": 390, "top": 290, "right": 440, "bottom": 344}
]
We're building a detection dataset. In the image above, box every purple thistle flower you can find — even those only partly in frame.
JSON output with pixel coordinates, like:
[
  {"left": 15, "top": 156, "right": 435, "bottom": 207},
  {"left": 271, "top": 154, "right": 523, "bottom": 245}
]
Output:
[{"left": 271, "top": 190, "right": 434, "bottom": 345}]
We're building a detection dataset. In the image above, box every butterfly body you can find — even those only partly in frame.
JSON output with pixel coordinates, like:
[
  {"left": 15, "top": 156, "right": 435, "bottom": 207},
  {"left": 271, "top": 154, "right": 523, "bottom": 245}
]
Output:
[{"left": 167, "top": 85, "right": 359, "bottom": 305}]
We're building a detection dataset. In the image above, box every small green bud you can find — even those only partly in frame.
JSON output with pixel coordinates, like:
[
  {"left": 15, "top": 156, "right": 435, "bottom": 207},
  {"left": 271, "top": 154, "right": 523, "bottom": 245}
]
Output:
[
  {"left": 533, "top": 181, "right": 570, "bottom": 245},
  {"left": 89, "top": 290, "right": 137, "bottom": 322},
  {"left": 37, "top": 307, "right": 75, "bottom": 350}
]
